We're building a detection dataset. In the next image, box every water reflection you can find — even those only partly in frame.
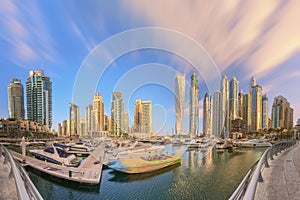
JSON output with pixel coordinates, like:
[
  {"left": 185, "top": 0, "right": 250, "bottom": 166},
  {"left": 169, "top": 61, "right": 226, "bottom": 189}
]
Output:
[
  {"left": 108, "top": 163, "right": 181, "bottom": 183},
  {"left": 25, "top": 144, "right": 265, "bottom": 200}
]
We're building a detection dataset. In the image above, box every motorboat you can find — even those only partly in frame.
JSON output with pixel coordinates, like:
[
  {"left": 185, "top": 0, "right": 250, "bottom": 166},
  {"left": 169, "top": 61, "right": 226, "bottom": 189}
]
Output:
[
  {"left": 29, "top": 145, "right": 81, "bottom": 167},
  {"left": 107, "top": 154, "right": 181, "bottom": 174},
  {"left": 187, "top": 139, "right": 202, "bottom": 149},
  {"left": 199, "top": 139, "right": 211, "bottom": 148},
  {"left": 105, "top": 141, "right": 165, "bottom": 162},
  {"left": 216, "top": 139, "right": 233, "bottom": 149},
  {"left": 65, "top": 144, "right": 94, "bottom": 156},
  {"left": 234, "top": 139, "right": 272, "bottom": 148},
  {"left": 172, "top": 139, "right": 183, "bottom": 146}
]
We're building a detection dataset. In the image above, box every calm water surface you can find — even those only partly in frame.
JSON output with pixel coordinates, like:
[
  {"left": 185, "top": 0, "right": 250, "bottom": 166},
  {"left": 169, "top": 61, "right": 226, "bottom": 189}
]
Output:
[{"left": 25, "top": 144, "right": 265, "bottom": 200}]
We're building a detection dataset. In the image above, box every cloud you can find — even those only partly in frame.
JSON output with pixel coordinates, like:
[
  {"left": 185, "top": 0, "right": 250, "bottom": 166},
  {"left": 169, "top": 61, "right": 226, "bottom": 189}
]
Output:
[
  {"left": 122, "top": 0, "right": 300, "bottom": 79},
  {"left": 0, "top": 0, "right": 57, "bottom": 67},
  {"left": 70, "top": 21, "right": 97, "bottom": 52}
]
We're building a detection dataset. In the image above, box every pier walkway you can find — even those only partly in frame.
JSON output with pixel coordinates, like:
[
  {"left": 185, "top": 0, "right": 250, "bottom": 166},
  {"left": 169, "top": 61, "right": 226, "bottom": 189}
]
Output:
[
  {"left": 0, "top": 150, "right": 18, "bottom": 200},
  {"left": 255, "top": 142, "right": 300, "bottom": 200},
  {"left": 11, "top": 143, "right": 106, "bottom": 185}
]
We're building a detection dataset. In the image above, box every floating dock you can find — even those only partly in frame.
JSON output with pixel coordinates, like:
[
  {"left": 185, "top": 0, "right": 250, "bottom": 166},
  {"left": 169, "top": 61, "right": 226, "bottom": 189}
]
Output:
[{"left": 11, "top": 144, "right": 105, "bottom": 186}]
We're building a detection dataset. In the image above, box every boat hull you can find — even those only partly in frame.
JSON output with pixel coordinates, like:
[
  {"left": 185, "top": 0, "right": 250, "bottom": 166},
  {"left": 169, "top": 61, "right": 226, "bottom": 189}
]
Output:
[{"left": 108, "top": 155, "right": 181, "bottom": 174}]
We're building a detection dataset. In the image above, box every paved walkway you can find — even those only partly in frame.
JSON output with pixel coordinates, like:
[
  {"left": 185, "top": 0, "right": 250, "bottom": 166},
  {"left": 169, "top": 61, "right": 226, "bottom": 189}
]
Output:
[
  {"left": 255, "top": 142, "right": 300, "bottom": 200},
  {"left": 0, "top": 153, "right": 18, "bottom": 200}
]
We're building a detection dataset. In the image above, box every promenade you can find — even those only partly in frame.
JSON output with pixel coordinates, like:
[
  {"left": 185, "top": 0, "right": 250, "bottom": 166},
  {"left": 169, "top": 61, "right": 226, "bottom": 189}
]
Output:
[
  {"left": 0, "top": 151, "right": 18, "bottom": 200},
  {"left": 255, "top": 142, "right": 300, "bottom": 200}
]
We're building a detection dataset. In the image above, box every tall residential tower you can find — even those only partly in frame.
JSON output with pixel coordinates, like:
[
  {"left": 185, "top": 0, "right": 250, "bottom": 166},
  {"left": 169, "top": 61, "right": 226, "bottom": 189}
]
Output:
[
  {"left": 69, "top": 102, "right": 80, "bottom": 136},
  {"left": 175, "top": 73, "right": 185, "bottom": 135},
  {"left": 262, "top": 94, "right": 269, "bottom": 129},
  {"left": 221, "top": 75, "right": 229, "bottom": 134},
  {"left": 134, "top": 99, "right": 152, "bottom": 136},
  {"left": 229, "top": 77, "right": 239, "bottom": 130},
  {"left": 203, "top": 93, "right": 212, "bottom": 136},
  {"left": 111, "top": 92, "right": 124, "bottom": 136},
  {"left": 26, "top": 70, "right": 52, "bottom": 129},
  {"left": 8, "top": 78, "right": 24, "bottom": 119},
  {"left": 271, "top": 95, "right": 294, "bottom": 130},
  {"left": 189, "top": 71, "right": 199, "bottom": 136},
  {"left": 212, "top": 90, "right": 222, "bottom": 137}
]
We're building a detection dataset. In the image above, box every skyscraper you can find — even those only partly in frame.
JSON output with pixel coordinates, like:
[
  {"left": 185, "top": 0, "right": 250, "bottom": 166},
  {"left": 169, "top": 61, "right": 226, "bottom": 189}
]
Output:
[
  {"left": 189, "top": 71, "right": 199, "bottom": 136},
  {"left": 221, "top": 75, "right": 229, "bottom": 134},
  {"left": 104, "top": 115, "right": 111, "bottom": 132},
  {"left": 134, "top": 99, "right": 152, "bottom": 135},
  {"left": 8, "top": 78, "right": 24, "bottom": 119},
  {"left": 26, "top": 70, "right": 52, "bottom": 129},
  {"left": 238, "top": 89, "right": 244, "bottom": 118},
  {"left": 242, "top": 94, "right": 252, "bottom": 133},
  {"left": 175, "top": 73, "right": 185, "bottom": 135},
  {"left": 93, "top": 93, "right": 104, "bottom": 131},
  {"left": 80, "top": 118, "right": 86, "bottom": 136},
  {"left": 62, "top": 119, "right": 70, "bottom": 136},
  {"left": 85, "top": 104, "right": 93, "bottom": 133},
  {"left": 212, "top": 90, "right": 222, "bottom": 137},
  {"left": 203, "top": 93, "right": 211, "bottom": 136},
  {"left": 111, "top": 92, "right": 123, "bottom": 136},
  {"left": 121, "top": 109, "right": 129, "bottom": 134},
  {"left": 250, "top": 76, "right": 256, "bottom": 95},
  {"left": 262, "top": 94, "right": 269, "bottom": 129},
  {"left": 271, "top": 95, "right": 294, "bottom": 130},
  {"left": 69, "top": 102, "right": 80, "bottom": 136},
  {"left": 229, "top": 77, "right": 239, "bottom": 129},
  {"left": 251, "top": 84, "right": 263, "bottom": 131}
]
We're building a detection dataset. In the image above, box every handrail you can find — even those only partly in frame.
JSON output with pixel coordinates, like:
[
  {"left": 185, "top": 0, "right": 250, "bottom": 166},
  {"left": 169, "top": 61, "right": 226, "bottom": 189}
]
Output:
[
  {"left": 0, "top": 144, "right": 43, "bottom": 200},
  {"left": 229, "top": 139, "right": 297, "bottom": 200},
  {"left": 228, "top": 161, "right": 258, "bottom": 200}
]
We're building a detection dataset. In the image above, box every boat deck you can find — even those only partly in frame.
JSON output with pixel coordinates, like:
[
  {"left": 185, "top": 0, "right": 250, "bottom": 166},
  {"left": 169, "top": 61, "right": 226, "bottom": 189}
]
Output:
[{"left": 10, "top": 144, "right": 105, "bottom": 185}]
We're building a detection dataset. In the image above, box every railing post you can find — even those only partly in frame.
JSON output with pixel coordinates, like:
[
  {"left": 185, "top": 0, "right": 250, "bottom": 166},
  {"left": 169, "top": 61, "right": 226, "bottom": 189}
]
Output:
[
  {"left": 4, "top": 149, "right": 8, "bottom": 164},
  {"left": 279, "top": 143, "right": 283, "bottom": 153},
  {"left": 270, "top": 146, "right": 274, "bottom": 160},
  {"left": 274, "top": 144, "right": 278, "bottom": 156},
  {"left": 258, "top": 171, "right": 264, "bottom": 182},
  {"left": 265, "top": 152, "right": 269, "bottom": 168}
]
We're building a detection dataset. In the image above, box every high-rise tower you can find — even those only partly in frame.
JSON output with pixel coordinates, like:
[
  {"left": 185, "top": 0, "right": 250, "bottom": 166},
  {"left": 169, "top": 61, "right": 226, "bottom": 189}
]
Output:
[
  {"left": 8, "top": 78, "right": 24, "bottom": 119},
  {"left": 271, "top": 95, "right": 294, "bottom": 130},
  {"left": 229, "top": 77, "right": 239, "bottom": 129},
  {"left": 189, "top": 71, "right": 199, "bottom": 136},
  {"left": 251, "top": 84, "right": 263, "bottom": 131},
  {"left": 242, "top": 94, "right": 252, "bottom": 133},
  {"left": 175, "top": 73, "right": 185, "bottom": 135},
  {"left": 203, "top": 93, "right": 211, "bottom": 136},
  {"left": 212, "top": 90, "right": 222, "bottom": 137},
  {"left": 134, "top": 99, "right": 152, "bottom": 136},
  {"left": 69, "top": 102, "right": 80, "bottom": 136},
  {"left": 26, "top": 70, "right": 52, "bottom": 129},
  {"left": 262, "top": 94, "right": 269, "bottom": 129},
  {"left": 93, "top": 93, "right": 104, "bottom": 131},
  {"left": 111, "top": 92, "right": 123, "bottom": 136},
  {"left": 221, "top": 75, "right": 229, "bottom": 134}
]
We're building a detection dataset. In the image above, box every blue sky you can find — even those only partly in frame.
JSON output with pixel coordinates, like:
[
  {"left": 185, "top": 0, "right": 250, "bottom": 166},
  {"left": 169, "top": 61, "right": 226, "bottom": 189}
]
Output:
[{"left": 1, "top": 0, "right": 299, "bottom": 134}]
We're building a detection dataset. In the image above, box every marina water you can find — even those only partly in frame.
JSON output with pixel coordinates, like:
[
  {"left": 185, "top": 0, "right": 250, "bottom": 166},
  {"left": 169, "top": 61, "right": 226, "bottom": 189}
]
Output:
[{"left": 22, "top": 144, "right": 265, "bottom": 200}]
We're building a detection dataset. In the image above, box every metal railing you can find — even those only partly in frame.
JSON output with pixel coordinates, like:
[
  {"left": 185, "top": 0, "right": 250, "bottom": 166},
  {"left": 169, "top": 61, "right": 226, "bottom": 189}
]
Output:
[
  {"left": 0, "top": 144, "right": 43, "bottom": 200},
  {"left": 229, "top": 139, "right": 297, "bottom": 200}
]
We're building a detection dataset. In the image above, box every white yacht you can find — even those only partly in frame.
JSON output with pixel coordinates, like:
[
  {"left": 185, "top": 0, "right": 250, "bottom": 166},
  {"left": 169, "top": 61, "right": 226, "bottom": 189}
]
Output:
[
  {"left": 104, "top": 141, "right": 165, "bottom": 163},
  {"left": 234, "top": 139, "right": 272, "bottom": 148},
  {"left": 65, "top": 144, "right": 94, "bottom": 156},
  {"left": 29, "top": 145, "right": 80, "bottom": 167}
]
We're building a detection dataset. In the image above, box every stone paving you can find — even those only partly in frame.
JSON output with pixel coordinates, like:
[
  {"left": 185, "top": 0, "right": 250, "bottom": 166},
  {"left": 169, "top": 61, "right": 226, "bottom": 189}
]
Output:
[
  {"left": 255, "top": 142, "right": 300, "bottom": 200},
  {"left": 0, "top": 154, "right": 18, "bottom": 200}
]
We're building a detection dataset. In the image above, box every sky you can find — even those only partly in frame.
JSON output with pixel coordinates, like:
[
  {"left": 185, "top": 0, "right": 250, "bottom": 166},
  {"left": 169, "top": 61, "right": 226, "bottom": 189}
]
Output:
[{"left": 0, "top": 0, "right": 299, "bottom": 135}]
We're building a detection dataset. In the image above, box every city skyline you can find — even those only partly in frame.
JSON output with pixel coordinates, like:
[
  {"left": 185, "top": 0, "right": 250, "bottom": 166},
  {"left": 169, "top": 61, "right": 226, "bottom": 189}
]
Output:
[{"left": 1, "top": 1, "right": 300, "bottom": 134}]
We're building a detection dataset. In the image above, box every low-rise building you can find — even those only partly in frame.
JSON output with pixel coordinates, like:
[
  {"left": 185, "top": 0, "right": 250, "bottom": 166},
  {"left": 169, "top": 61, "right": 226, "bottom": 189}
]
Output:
[{"left": 0, "top": 118, "right": 51, "bottom": 137}]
